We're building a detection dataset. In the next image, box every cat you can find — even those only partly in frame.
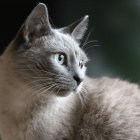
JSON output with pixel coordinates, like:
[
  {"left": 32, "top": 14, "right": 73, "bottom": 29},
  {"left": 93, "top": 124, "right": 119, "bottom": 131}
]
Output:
[
  {"left": 0, "top": 3, "right": 140, "bottom": 140},
  {"left": 0, "top": 3, "right": 89, "bottom": 140}
]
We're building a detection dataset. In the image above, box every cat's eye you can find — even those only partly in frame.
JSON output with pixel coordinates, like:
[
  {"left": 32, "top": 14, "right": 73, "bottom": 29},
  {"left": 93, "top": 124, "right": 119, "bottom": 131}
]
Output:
[
  {"left": 79, "top": 61, "right": 84, "bottom": 69},
  {"left": 54, "top": 53, "right": 66, "bottom": 65}
]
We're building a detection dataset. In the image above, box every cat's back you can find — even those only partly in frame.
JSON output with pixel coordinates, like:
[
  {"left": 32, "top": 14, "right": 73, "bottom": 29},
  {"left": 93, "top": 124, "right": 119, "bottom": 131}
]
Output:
[{"left": 77, "top": 77, "right": 140, "bottom": 140}]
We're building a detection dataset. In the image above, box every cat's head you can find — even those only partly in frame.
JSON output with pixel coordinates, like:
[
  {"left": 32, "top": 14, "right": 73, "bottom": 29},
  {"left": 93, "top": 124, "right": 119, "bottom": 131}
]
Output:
[{"left": 3, "top": 3, "right": 89, "bottom": 96}]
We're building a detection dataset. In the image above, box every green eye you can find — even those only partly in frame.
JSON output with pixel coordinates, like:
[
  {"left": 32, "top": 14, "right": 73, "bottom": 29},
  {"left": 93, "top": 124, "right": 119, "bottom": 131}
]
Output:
[{"left": 54, "top": 53, "right": 65, "bottom": 65}]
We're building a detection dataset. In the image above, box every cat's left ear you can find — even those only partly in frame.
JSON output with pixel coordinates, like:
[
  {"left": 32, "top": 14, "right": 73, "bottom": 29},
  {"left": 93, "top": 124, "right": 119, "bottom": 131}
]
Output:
[
  {"left": 61, "top": 15, "right": 89, "bottom": 43},
  {"left": 24, "top": 3, "right": 51, "bottom": 42}
]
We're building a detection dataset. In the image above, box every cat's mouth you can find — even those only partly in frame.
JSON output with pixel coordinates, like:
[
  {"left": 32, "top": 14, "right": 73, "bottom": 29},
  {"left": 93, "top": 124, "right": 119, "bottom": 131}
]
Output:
[
  {"left": 51, "top": 82, "right": 79, "bottom": 96},
  {"left": 52, "top": 88, "right": 72, "bottom": 96},
  {"left": 54, "top": 83, "right": 83, "bottom": 96}
]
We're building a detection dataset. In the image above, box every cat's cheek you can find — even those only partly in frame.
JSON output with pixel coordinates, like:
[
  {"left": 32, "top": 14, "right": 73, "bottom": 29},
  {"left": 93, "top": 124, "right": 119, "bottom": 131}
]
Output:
[{"left": 79, "top": 66, "right": 86, "bottom": 80}]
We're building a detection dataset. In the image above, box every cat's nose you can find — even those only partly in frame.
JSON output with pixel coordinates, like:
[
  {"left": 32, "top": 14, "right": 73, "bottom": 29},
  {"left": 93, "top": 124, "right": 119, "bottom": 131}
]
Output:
[{"left": 73, "top": 74, "right": 83, "bottom": 86}]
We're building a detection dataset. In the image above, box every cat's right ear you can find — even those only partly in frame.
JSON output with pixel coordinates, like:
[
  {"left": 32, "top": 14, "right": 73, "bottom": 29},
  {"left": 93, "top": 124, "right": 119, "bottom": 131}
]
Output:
[
  {"left": 23, "top": 3, "right": 51, "bottom": 43},
  {"left": 60, "top": 16, "right": 89, "bottom": 44}
]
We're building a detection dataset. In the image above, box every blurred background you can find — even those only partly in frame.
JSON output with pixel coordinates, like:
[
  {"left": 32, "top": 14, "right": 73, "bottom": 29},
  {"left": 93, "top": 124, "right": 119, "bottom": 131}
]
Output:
[{"left": 0, "top": 0, "right": 140, "bottom": 83}]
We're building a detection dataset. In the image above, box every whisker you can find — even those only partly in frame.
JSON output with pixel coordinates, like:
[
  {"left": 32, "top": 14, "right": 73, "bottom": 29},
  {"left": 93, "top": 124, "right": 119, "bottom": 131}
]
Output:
[
  {"left": 84, "top": 44, "right": 101, "bottom": 51},
  {"left": 78, "top": 86, "right": 88, "bottom": 109},
  {"left": 22, "top": 78, "right": 54, "bottom": 88},
  {"left": 29, "top": 84, "right": 57, "bottom": 102},
  {"left": 19, "top": 68, "right": 58, "bottom": 76},
  {"left": 82, "top": 27, "right": 96, "bottom": 48},
  {"left": 55, "top": 86, "right": 62, "bottom": 96},
  {"left": 81, "top": 40, "right": 99, "bottom": 49}
]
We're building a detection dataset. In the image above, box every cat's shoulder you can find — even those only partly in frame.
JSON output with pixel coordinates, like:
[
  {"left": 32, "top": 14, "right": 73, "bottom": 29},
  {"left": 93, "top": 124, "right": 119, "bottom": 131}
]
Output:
[
  {"left": 77, "top": 77, "right": 140, "bottom": 140},
  {"left": 85, "top": 76, "right": 139, "bottom": 93},
  {"left": 84, "top": 76, "right": 140, "bottom": 106}
]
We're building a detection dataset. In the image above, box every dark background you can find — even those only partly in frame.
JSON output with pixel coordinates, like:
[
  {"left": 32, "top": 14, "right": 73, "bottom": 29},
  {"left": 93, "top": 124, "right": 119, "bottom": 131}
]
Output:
[{"left": 1, "top": 0, "right": 140, "bottom": 83}]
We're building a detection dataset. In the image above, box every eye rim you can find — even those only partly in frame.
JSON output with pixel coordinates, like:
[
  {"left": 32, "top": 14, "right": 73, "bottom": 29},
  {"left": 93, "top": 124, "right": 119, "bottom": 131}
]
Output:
[
  {"left": 54, "top": 52, "right": 67, "bottom": 66},
  {"left": 79, "top": 60, "right": 84, "bottom": 69}
]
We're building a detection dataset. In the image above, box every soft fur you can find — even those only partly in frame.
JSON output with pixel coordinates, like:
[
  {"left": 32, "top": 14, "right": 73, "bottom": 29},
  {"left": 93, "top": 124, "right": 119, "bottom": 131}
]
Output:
[
  {"left": 0, "top": 3, "right": 140, "bottom": 140},
  {"left": 77, "top": 77, "right": 140, "bottom": 140}
]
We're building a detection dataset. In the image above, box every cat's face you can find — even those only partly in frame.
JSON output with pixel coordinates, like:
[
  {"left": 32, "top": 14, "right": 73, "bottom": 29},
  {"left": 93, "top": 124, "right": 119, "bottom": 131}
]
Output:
[{"left": 5, "top": 3, "right": 89, "bottom": 96}]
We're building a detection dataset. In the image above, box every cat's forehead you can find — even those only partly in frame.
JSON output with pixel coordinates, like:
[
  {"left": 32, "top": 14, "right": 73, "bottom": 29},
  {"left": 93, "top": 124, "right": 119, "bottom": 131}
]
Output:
[
  {"left": 52, "top": 30, "right": 79, "bottom": 51},
  {"left": 54, "top": 30, "right": 87, "bottom": 60},
  {"left": 41, "top": 30, "right": 87, "bottom": 60}
]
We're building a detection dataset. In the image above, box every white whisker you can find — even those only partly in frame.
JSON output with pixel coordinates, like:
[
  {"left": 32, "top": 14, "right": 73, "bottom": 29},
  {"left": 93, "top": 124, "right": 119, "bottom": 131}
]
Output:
[{"left": 82, "top": 27, "right": 96, "bottom": 48}]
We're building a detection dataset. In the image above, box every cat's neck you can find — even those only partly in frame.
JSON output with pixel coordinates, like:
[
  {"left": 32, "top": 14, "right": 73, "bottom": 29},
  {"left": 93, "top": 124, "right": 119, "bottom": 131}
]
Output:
[
  {"left": 0, "top": 61, "right": 83, "bottom": 140},
  {"left": 0, "top": 85, "right": 81, "bottom": 140}
]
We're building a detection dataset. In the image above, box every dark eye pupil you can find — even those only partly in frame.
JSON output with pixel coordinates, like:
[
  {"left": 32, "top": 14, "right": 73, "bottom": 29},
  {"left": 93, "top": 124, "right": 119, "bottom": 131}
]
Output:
[
  {"left": 59, "top": 55, "right": 64, "bottom": 61},
  {"left": 79, "top": 61, "right": 84, "bottom": 68}
]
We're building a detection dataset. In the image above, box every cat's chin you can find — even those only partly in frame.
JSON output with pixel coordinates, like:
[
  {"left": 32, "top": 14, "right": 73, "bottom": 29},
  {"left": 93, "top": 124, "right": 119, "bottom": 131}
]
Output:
[
  {"left": 52, "top": 84, "right": 78, "bottom": 97},
  {"left": 54, "top": 89, "right": 72, "bottom": 97},
  {"left": 54, "top": 86, "right": 82, "bottom": 97}
]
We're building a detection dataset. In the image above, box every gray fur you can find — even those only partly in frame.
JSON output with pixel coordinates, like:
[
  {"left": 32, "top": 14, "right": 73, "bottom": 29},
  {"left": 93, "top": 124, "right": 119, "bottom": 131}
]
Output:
[
  {"left": 0, "top": 3, "right": 88, "bottom": 140},
  {"left": 0, "top": 3, "right": 140, "bottom": 140}
]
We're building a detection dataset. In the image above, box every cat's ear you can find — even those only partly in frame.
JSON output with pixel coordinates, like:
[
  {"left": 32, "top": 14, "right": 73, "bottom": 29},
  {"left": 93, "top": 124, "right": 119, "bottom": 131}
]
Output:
[
  {"left": 24, "top": 3, "right": 51, "bottom": 42},
  {"left": 61, "top": 15, "right": 89, "bottom": 43}
]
